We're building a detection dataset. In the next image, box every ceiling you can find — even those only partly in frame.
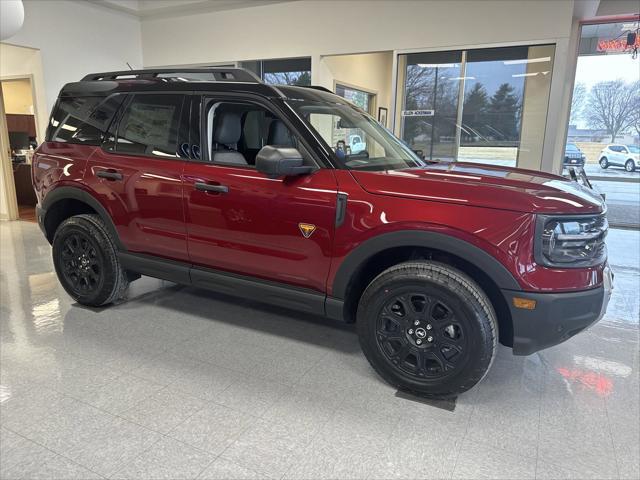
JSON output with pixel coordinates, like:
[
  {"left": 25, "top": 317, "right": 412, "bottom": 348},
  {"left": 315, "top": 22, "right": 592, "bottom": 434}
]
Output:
[{"left": 90, "top": 0, "right": 296, "bottom": 18}]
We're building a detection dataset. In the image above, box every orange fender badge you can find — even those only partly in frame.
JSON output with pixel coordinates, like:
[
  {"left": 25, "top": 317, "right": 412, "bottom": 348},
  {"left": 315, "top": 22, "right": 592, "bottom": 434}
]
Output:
[{"left": 298, "top": 223, "right": 316, "bottom": 238}]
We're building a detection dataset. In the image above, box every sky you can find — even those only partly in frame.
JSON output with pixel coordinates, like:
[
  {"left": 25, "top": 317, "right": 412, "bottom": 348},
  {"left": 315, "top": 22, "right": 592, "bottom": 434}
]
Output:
[{"left": 575, "top": 54, "right": 639, "bottom": 90}]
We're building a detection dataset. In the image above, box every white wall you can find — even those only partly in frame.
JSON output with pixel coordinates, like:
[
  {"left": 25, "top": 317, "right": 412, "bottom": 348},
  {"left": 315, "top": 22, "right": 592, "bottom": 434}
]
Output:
[
  {"left": 2, "top": 0, "right": 143, "bottom": 113},
  {"left": 141, "top": 0, "right": 575, "bottom": 67}
]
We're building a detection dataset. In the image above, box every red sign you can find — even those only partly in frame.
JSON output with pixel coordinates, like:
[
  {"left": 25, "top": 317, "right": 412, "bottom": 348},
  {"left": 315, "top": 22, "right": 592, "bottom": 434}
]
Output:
[{"left": 597, "top": 36, "right": 640, "bottom": 52}]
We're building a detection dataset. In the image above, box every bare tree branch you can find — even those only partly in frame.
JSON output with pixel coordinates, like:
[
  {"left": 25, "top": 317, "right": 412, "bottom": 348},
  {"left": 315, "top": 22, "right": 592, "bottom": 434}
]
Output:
[{"left": 586, "top": 80, "right": 638, "bottom": 142}]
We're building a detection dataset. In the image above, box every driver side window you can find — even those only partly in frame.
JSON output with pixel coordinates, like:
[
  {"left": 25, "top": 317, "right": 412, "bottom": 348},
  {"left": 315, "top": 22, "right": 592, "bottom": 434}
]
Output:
[{"left": 203, "top": 100, "right": 301, "bottom": 167}]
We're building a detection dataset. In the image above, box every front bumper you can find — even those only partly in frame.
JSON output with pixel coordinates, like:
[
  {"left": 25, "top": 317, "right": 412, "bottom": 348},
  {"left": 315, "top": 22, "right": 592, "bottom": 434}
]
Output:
[
  {"left": 503, "top": 266, "right": 613, "bottom": 355},
  {"left": 563, "top": 157, "right": 585, "bottom": 166}
]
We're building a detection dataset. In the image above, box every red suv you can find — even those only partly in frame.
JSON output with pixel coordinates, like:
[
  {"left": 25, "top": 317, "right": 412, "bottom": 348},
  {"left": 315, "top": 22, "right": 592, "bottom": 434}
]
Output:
[{"left": 33, "top": 68, "right": 612, "bottom": 397}]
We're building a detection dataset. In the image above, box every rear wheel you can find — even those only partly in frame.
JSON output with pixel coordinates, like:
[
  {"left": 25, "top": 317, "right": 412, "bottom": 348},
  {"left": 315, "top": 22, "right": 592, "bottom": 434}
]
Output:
[
  {"left": 625, "top": 160, "right": 635, "bottom": 172},
  {"left": 599, "top": 157, "right": 609, "bottom": 169},
  {"left": 52, "top": 214, "right": 128, "bottom": 306},
  {"left": 357, "top": 261, "right": 497, "bottom": 398}
]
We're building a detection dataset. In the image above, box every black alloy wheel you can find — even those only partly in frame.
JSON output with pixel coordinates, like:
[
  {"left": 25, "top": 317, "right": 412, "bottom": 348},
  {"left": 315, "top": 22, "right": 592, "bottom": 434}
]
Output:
[
  {"left": 376, "top": 292, "right": 467, "bottom": 380},
  {"left": 357, "top": 261, "right": 497, "bottom": 398},
  {"left": 52, "top": 214, "right": 129, "bottom": 306},
  {"left": 59, "top": 232, "right": 104, "bottom": 296}
]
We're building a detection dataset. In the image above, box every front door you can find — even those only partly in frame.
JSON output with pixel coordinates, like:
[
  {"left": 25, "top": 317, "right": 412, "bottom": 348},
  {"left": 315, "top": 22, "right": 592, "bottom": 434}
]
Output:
[
  {"left": 87, "top": 93, "right": 189, "bottom": 262},
  {"left": 182, "top": 97, "right": 338, "bottom": 292}
]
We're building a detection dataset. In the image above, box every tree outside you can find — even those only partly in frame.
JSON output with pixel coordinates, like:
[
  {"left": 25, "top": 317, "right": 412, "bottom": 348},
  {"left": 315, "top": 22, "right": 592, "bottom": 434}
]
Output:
[{"left": 585, "top": 79, "right": 639, "bottom": 142}]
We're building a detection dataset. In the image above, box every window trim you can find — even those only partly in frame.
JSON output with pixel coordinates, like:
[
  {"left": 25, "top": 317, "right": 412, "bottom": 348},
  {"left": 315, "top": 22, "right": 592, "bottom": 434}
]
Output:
[
  {"left": 193, "top": 93, "right": 327, "bottom": 171},
  {"left": 101, "top": 92, "right": 188, "bottom": 161}
]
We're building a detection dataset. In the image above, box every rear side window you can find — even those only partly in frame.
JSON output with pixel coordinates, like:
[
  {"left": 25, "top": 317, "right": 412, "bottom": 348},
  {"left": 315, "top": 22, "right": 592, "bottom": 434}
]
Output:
[
  {"left": 115, "top": 94, "right": 184, "bottom": 157},
  {"left": 47, "top": 95, "right": 124, "bottom": 145}
]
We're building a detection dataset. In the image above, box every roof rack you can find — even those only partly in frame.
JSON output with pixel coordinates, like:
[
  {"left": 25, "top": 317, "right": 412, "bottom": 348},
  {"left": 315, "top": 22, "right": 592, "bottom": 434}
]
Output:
[{"left": 81, "top": 67, "right": 262, "bottom": 83}]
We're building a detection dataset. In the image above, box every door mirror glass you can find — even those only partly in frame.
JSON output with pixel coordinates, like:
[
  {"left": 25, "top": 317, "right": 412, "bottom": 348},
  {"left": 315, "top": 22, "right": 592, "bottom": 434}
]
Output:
[{"left": 256, "top": 146, "right": 314, "bottom": 178}]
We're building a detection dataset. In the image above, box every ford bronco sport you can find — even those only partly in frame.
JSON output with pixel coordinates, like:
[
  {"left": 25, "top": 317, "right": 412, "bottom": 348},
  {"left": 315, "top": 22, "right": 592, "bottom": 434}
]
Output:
[{"left": 33, "top": 68, "right": 612, "bottom": 397}]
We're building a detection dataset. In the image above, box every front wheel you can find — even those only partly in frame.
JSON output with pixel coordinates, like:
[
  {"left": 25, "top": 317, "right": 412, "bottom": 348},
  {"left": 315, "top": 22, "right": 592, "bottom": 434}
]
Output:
[
  {"left": 357, "top": 261, "right": 497, "bottom": 398},
  {"left": 625, "top": 160, "right": 636, "bottom": 172},
  {"left": 52, "top": 214, "right": 129, "bottom": 307},
  {"left": 599, "top": 157, "right": 609, "bottom": 169}
]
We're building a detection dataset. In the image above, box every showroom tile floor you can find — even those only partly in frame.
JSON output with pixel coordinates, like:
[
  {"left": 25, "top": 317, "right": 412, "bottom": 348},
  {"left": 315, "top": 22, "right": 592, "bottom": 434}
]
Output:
[{"left": 1, "top": 221, "right": 638, "bottom": 480}]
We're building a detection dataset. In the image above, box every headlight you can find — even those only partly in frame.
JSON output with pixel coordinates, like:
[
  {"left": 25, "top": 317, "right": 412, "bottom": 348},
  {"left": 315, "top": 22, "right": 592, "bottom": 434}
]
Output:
[
  {"left": 535, "top": 214, "right": 608, "bottom": 268},
  {"left": 581, "top": 155, "right": 586, "bottom": 160}
]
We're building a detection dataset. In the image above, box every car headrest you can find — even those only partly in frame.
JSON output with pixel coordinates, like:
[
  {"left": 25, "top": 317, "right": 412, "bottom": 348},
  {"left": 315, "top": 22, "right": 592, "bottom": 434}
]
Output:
[
  {"left": 268, "top": 120, "right": 294, "bottom": 147},
  {"left": 213, "top": 111, "right": 242, "bottom": 145}
]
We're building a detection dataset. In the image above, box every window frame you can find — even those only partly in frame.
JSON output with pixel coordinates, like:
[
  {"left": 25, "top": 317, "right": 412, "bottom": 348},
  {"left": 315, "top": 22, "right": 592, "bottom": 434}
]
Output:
[
  {"left": 101, "top": 92, "right": 188, "bottom": 161},
  {"left": 193, "top": 93, "right": 326, "bottom": 170}
]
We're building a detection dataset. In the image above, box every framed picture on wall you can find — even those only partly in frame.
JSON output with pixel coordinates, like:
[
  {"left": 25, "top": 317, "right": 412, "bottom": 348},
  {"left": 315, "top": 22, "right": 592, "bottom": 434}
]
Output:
[{"left": 378, "top": 107, "right": 388, "bottom": 128}]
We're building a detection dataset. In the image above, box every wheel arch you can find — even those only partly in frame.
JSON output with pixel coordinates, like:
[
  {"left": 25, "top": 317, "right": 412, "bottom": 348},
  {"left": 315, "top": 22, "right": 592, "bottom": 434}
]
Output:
[
  {"left": 41, "top": 186, "right": 124, "bottom": 250},
  {"left": 330, "top": 230, "right": 519, "bottom": 346}
]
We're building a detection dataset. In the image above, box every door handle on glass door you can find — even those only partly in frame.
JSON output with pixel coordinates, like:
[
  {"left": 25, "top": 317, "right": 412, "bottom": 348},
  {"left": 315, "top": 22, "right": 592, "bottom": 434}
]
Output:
[{"left": 194, "top": 182, "right": 229, "bottom": 194}]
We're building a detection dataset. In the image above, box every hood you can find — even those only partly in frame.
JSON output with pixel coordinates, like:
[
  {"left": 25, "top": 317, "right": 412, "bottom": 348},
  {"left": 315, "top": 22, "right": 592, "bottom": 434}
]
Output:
[{"left": 350, "top": 162, "right": 605, "bottom": 215}]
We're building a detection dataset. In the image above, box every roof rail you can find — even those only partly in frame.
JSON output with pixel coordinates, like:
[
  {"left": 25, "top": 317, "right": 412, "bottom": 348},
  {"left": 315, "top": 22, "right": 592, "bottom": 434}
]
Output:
[{"left": 81, "top": 68, "right": 262, "bottom": 83}]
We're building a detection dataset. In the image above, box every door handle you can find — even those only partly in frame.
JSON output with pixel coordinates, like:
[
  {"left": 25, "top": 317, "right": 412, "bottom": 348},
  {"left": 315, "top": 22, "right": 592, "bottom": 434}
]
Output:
[
  {"left": 194, "top": 182, "right": 228, "bottom": 194},
  {"left": 96, "top": 170, "right": 123, "bottom": 181}
]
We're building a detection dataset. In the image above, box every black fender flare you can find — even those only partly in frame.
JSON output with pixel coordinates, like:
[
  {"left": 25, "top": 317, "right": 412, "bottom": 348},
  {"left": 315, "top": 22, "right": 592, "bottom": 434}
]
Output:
[
  {"left": 41, "top": 186, "right": 125, "bottom": 250},
  {"left": 331, "top": 230, "right": 521, "bottom": 299}
]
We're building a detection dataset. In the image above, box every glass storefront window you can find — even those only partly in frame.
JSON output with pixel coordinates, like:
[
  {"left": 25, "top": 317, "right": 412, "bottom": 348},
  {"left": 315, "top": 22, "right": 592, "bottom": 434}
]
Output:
[
  {"left": 396, "top": 44, "right": 555, "bottom": 167},
  {"left": 240, "top": 57, "right": 311, "bottom": 86},
  {"left": 335, "top": 84, "right": 375, "bottom": 114}
]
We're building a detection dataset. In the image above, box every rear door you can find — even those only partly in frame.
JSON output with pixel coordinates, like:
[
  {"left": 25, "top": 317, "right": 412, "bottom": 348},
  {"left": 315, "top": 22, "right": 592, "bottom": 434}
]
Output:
[
  {"left": 87, "top": 93, "right": 190, "bottom": 261},
  {"left": 182, "top": 96, "right": 338, "bottom": 293}
]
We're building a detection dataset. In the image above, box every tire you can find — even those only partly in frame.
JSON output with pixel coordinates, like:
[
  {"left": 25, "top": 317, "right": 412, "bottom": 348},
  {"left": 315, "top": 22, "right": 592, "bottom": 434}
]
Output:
[
  {"left": 52, "top": 214, "right": 129, "bottom": 307},
  {"left": 625, "top": 160, "right": 635, "bottom": 172},
  {"left": 357, "top": 261, "right": 497, "bottom": 398},
  {"left": 599, "top": 157, "right": 609, "bottom": 169}
]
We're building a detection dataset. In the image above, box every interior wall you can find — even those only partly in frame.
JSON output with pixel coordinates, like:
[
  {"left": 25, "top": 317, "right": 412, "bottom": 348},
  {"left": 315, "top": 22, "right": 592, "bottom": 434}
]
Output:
[
  {"left": 141, "top": 0, "right": 575, "bottom": 67},
  {"left": 1, "top": 79, "right": 34, "bottom": 115},
  {"left": 0, "top": 44, "right": 47, "bottom": 142},
  {"left": 518, "top": 45, "right": 556, "bottom": 170},
  {"left": 320, "top": 52, "right": 393, "bottom": 117},
  {"left": 2, "top": 0, "right": 143, "bottom": 114}
]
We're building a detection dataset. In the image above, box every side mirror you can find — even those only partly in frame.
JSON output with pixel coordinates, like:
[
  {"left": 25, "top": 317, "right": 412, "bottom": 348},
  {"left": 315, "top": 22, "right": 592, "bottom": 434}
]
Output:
[{"left": 256, "top": 146, "right": 314, "bottom": 178}]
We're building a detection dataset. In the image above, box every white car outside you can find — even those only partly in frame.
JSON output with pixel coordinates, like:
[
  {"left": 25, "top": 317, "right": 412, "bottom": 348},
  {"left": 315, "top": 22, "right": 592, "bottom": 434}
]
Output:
[
  {"left": 599, "top": 144, "right": 640, "bottom": 172},
  {"left": 349, "top": 134, "right": 366, "bottom": 154}
]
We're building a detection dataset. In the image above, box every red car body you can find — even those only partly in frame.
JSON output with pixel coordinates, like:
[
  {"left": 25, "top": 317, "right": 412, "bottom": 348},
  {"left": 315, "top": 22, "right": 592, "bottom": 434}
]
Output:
[{"left": 33, "top": 72, "right": 611, "bottom": 358}]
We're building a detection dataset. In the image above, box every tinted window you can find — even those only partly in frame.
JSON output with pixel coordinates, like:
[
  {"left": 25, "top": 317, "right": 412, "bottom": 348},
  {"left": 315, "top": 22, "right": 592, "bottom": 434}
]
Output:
[
  {"left": 47, "top": 95, "right": 125, "bottom": 144},
  {"left": 115, "top": 94, "right": 184, "bottom": 157}
]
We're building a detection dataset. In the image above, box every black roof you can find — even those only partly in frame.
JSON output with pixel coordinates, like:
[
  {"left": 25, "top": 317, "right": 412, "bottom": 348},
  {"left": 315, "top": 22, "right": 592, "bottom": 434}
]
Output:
[{"left": 60, "top": 67, "right": 339, "bottom": 102}]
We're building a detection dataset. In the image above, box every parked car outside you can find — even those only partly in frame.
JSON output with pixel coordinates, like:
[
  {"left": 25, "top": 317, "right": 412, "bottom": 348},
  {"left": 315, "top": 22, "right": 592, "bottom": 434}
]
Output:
[
  {"left": 349, "top": 134, "right": 366, "bottom": 154},
  {"left": 563, "top": 143, "right": 586, "bottom": 168},
  {"left": 33, "top": 68, "right": 612, "bottom": 397},
  {"left": 599, "top": 144, "right": 640, "bottom": 172}
]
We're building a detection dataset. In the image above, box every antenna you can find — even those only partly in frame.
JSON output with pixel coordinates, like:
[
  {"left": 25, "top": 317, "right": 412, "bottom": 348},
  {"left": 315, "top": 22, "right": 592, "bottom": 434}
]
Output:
[{"left": 126, "top": 62, "right": 133, "bottom": 71}]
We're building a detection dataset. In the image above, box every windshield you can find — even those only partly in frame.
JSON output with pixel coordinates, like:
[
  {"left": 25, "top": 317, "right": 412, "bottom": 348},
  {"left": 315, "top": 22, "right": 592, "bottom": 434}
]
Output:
[
  {"left": 287, "top": 99, "right": 425, "bottom": 171},
  {"left": 627, "top": 145, "right": 639, "bottom": 154},
  {"left": 566, "top": 144, "right": 579, "bottom": 152}
]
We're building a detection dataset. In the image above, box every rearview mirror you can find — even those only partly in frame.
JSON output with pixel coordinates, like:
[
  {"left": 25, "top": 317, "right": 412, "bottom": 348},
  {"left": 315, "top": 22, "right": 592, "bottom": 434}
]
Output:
[{"left": 256, "top": 146, "right": 314, "bottom": 178}]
